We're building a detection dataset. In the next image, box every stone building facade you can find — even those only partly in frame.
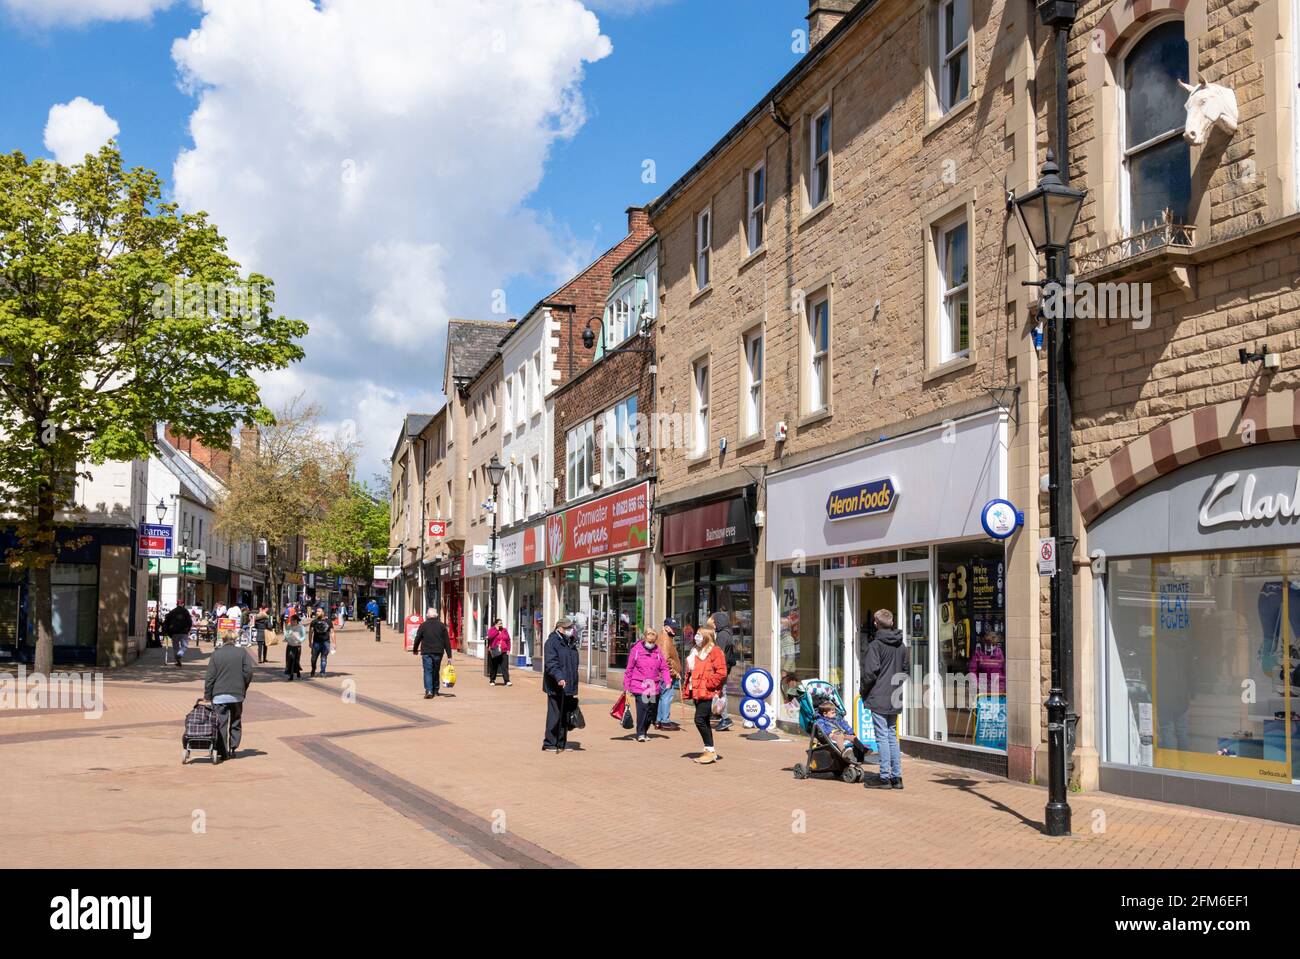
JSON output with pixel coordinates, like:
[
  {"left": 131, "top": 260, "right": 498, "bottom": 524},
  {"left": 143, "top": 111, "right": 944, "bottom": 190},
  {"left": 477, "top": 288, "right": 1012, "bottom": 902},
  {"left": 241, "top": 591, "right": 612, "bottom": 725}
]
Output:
[
  {"left": 649, "top": 0, "right": 1051, "bottom": 777},
  {"left": 1055, "top": 0, "right": 1300, "bottom": 819}
]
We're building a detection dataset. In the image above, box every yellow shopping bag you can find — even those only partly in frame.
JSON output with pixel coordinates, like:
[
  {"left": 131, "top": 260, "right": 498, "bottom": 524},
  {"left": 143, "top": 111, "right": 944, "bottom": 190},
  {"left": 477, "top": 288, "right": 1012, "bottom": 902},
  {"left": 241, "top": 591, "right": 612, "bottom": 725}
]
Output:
[{"left": 441, "top": 662, "right": 457, "bottom": 688}]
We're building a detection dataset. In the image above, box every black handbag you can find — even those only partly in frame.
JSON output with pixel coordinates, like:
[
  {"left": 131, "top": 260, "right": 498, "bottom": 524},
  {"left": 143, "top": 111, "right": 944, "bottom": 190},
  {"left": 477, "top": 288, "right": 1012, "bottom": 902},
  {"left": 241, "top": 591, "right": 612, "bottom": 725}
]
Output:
[{"left": 566, "top": 699, "right": 586, "bottom": 731}]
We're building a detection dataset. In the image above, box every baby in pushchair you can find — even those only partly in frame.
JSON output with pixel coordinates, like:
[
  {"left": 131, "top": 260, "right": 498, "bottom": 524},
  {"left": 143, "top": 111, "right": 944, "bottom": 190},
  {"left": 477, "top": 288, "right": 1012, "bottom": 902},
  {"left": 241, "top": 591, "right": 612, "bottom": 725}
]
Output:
[{"left": 792, "top": 680, "right": 877, "bottom": 783}]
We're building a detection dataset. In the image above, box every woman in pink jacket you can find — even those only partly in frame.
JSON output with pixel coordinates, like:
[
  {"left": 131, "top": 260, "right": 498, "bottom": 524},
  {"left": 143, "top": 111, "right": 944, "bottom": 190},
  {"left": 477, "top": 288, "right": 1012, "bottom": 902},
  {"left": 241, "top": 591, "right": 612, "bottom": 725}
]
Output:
[
  {"left": 624, "top": 629, "right": 672, "bottom": 742},
  {"left": 487, "top": 619, "right": 512, "bottom": 687}
]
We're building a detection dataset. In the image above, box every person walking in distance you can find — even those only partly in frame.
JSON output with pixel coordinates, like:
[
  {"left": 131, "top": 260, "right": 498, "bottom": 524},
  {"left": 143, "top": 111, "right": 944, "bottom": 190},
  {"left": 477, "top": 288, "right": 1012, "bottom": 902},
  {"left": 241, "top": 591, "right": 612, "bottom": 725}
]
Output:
[
  {"left": 486, "top": 618, "right": 512, "bottom": 686},
  {"left": 253, "top": 605, "right": 271, "bottom": 664},
  {"left": 308, "top": 608, "right": 333, "bottom": 678},
  {"left": 542, "top": 617, "right": 578, "bottom": 752},
  {"left": 412, "top": 609, "right": 453, "bottom": 699},
  {"left": 624, "top": 629, "right": 671, "bottom": 743},
  {"left": 860, "top": 608, "right": 909, "bottom": 790},
  {"left": 161, "top": 604, "right": 193, "bottom": 668},
  {"left": 683, "top": 625, "right": 728, "bottom": 764},
  {"left": 204, "top": 630, "right": 253, "bottom": 762},
  {"left": 282, "top": 612, "right": 306, "bottom": 680},
  {"left": 654, "top": 619, "right": 683, "bottom": 731}
]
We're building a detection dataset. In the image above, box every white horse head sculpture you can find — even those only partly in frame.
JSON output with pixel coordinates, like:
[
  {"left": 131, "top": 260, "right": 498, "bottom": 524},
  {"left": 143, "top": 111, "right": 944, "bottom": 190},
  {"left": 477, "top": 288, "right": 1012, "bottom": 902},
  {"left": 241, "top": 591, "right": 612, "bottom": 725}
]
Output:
[{"left": 1180, "top": 79, "right": 1238, "bottom": 145}]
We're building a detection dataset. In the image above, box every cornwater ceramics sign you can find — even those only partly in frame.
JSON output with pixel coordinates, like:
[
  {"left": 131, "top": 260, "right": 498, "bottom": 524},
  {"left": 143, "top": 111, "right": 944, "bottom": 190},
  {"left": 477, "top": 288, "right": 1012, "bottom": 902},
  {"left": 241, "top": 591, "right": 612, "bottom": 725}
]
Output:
[{"left": 547, "top": 481, "right": 650, "bottom": 566}]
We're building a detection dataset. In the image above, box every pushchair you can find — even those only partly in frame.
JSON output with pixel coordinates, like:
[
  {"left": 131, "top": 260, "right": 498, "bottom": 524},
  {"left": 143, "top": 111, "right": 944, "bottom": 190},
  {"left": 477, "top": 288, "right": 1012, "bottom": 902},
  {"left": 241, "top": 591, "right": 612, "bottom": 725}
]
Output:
[
  {"left": 182, "top": 698, "right": 219, "bottom": 764},
  {"left": 790, "top": 680, "right": 874, "bottom": 783}
]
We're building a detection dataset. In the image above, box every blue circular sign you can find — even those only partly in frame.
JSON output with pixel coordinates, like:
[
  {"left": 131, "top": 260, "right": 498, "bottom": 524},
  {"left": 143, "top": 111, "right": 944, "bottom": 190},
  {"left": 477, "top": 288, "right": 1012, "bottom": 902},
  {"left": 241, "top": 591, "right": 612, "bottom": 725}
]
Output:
[
  {"left": 741, "top": 667, "right": 774, "bottom": 700},
  {"left": 754, "top": 712, "right": 772, "bottom": 730},
  {"left": 740, "top": 696, "right": 764, "bottom": 721},
  {"left": 980, "top": 499, "right": 1020, "bottom": 540}
]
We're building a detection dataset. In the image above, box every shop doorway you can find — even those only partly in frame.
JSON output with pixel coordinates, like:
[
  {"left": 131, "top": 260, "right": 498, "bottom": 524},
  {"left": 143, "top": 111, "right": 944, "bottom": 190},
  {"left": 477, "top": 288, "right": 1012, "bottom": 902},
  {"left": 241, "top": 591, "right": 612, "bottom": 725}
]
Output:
[
  {"left": 902, "top": 573, "right": 931, "bottom": 740},
  {"left": 581, "top": 591, "right": 610, "bottom": 685},
  {"left": 820, "top": 569, "right": 898, "bottom": 712},
  {"left": 0, "top": 582, "right": 20, "bottom": 661}
]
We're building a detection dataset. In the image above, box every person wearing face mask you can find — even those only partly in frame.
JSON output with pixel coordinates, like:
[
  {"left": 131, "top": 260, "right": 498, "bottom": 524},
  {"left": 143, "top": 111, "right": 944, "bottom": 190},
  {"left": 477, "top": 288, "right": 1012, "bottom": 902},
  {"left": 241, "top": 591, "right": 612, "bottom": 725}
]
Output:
[
  {"left": 683, "top": 625, "right": 728, "bottom": 764},
  {"left": 624, "top": 629, "right": 672, "bottom": 742},
  {"left": 542, "top": 617, "right": 579, "bottom": 752}
]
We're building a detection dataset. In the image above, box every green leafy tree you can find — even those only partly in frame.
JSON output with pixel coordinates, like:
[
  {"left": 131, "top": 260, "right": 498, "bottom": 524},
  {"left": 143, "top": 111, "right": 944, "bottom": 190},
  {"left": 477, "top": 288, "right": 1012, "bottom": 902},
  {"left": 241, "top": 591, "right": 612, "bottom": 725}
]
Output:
[
  {"left": 0, "top": 144, "right": 306, "bottom": 674},
  {"left": 213, "top": 399, "right": 353, "bottom": 622},
  {"left": 305, "top": 481, "right": 391, "bottom": 582}
]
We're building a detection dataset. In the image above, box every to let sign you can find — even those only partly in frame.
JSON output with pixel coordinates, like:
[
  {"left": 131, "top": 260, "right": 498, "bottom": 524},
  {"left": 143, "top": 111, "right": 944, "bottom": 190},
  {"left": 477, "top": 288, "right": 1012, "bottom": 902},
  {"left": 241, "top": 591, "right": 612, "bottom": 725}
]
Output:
[{"left": 138, "top": 524, "right": 173, "bottom": 559}]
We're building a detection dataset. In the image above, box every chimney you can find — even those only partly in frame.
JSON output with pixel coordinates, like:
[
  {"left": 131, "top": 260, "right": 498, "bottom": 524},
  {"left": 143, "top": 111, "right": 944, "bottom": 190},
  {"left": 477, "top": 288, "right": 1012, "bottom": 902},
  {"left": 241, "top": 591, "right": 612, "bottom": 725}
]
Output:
[
  {"left": 626, "top": 206, "right": 650, "bottom": 236},
  {"left": 807, "top": 0, "right": 856, "bottom": 48},
  {"left": 238, "top": 426, "right": 261, "bottom": 458}
]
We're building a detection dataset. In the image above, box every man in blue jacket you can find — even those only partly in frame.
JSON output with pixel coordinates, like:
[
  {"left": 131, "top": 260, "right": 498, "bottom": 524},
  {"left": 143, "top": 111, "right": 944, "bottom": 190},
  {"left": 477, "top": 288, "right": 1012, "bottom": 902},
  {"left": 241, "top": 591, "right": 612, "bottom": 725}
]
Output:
[{"left": 542, "top": 617, "right": 579, "bottom": 752}]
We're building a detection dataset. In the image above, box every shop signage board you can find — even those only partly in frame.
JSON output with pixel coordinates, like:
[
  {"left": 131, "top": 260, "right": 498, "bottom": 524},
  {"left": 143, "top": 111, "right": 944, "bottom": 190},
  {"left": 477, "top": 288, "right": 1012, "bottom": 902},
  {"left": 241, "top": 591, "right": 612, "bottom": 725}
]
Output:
[
  {"left": 427, "top": 520, "right": 446, "bottom": 538},
  {"left": 853, "top": 696, "right": 879, "bottom": 749},
  {"left": 138, "top": 523, "right": 173, "bottom": 558},
  {"left": 372, "top": 566, "right": 398, "bottom": 581},
  {"left": 499, "top": 523, "right": 545, "bottom": 571},
  {"left": 974, "top": 693, "right": 1007, "bottom": 749},
  {"left": 148, "top": 558, "right": 180, "bottom": 575},
  {"left": 403, "top": 613, "right": 422, "bottom": 652},
  {"left": 765, "top": 409, "right": 1006, "bottom": 562},
  {"left": 546, "top": 481, "right": 650, "bottom": 567},
  {"left": 180, "top": 550, "right": 206, "bottom": 577},
  {"left": 1037, "top": 537, "right": 1057, "bottom": 576},
  {"left": 825, "top": 478, "right": 898, "bottom": 522},
  {"left": 980, "top": 498, "right": 1022, "bottom": 539},
  {"left": 661, "top": 496, "right": 752, "bottom": 556}
]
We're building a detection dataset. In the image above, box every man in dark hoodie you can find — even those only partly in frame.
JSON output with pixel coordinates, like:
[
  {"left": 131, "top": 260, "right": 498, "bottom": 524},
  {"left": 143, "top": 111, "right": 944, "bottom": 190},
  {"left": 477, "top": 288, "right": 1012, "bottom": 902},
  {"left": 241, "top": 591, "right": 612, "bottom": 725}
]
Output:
[
  {"left": 860, "top": 608, "right": 908, "bottom": 790},
  {"left": 204, "top": 636, "right": 253, "bottom": 761},
  {"left": 708, "top": 611, "right": 737, "bottom": 732}
]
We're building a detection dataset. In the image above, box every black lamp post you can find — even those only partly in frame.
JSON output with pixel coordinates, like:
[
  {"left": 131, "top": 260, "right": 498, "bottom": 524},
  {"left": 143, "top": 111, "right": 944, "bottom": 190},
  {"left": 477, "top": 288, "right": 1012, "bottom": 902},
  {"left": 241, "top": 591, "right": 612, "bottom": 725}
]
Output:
[
  {"left": 486, "top": 454, "right": 506, "bottom": 662},
  {"left": 1014, "top": 149, "right": 1085, "bottom": 838}
]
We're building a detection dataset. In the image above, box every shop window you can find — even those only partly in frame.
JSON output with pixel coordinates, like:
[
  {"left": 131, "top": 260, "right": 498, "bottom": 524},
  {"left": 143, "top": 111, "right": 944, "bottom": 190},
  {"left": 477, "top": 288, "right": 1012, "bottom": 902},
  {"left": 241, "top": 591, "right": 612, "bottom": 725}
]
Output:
[
  {"left": 52, "top": 564, "right": 98, "bottom": 647},
  {"left": 1121, "top": 20, "right": 1191, "bottom": 231},
  {"left": 809, "top": 106, "right": 832, "bottom": 210},
  {"left": 565, "top": 419, "right": 594, "bottom": 501},
  {"left": 1104, "top": 549, "right": 1298, "bottom": 784},
  {"left": 805, "top": 291, "right": 830, "bottom": 414},
  {"left": 602, "top": 394, "right": 638, "bottom": 485},
  {"left": 695, "top": 207, "right": 712, "bottom": 291},
  {"left": 936, "top": 542, "right": 1007, "bottom": 749},
  {"left": 778, "top": 564, "right": 822, "bottom": 718},
  {"left": 935, "top": 0, "right": 970, "bottom": 115},
  {"left": 742, "top": 327, "right": 763, "bottom": 439},
  {"left": 935, "top": 215, "right": 970, "bottom": 362},
  {"left": 746, "top": 161, "right": 766, "bottom": 253},
  {"left": 691, "top": 358, "right": 710, "bottom": 456}
]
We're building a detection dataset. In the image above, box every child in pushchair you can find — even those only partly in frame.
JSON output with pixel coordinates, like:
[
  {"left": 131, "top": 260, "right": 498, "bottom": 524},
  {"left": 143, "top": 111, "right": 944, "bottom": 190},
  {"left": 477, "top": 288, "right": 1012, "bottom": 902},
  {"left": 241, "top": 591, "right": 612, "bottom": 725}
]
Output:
[{"left": 791, "top": 680, "right": 876, "bottom": 783}]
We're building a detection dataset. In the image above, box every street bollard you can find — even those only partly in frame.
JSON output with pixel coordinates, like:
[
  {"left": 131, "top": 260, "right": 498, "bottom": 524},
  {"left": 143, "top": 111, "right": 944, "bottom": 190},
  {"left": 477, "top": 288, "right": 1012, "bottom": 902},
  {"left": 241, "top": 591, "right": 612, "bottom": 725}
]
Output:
[{"left": 375, "top": 615, "right": 381, "bottom": 642}]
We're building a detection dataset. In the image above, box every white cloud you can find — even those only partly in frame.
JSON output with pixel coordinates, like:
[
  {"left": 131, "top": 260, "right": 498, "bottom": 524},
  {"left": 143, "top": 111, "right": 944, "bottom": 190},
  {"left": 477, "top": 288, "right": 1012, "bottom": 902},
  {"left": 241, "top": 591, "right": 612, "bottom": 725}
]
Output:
[
  {"left": 583, "top": 0, "right": 677, "bottom": 12},
  {"left": 44, "top": 97, "right": 120, "bottom": 164},
  {"left": 2, "top": 0, "right": 175, "bottom": 27},
  {"left": 170, "top": 0, "right": 611, "bottom": 480}
]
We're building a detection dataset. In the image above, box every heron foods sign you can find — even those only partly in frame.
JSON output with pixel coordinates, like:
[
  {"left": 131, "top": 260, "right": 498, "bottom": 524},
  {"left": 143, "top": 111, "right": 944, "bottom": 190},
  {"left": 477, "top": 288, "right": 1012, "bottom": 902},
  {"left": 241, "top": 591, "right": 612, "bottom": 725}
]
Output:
[{"left": 826, "top": 478, "right": 898, "bottom": 522}]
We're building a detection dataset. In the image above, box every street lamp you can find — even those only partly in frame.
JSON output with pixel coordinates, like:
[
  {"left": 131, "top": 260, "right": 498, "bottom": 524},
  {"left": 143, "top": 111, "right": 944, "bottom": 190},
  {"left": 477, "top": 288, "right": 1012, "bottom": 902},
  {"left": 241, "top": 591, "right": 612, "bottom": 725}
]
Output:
[
  {"left": 155, "top": 498, "right": 167, "bottom": 524},
  {"left": 486, "top": 453, "right": 506, "bottom": 663},
  {"left": 1013, "top": 149, "right": 1085, "bottom": 838}
]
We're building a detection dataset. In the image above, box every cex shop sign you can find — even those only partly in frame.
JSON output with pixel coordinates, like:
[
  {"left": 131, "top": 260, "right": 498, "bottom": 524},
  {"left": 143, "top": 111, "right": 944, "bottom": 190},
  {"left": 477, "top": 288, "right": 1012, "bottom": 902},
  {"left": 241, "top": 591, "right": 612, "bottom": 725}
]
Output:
[{"left": 427, "top": 520, "right": 446, "bottom": 538}]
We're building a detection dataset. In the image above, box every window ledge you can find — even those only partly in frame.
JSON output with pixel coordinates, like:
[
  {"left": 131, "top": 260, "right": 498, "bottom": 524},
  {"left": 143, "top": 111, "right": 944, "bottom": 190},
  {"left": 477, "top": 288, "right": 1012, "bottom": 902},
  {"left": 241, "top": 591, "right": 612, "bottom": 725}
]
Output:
[
  {"left": 922, "top": 92, "right": 977, "bottom": 140},
  {"left": 798, "top": 408, "right": 833, "bottom": 429},
  {"left": 685, "top": 449, "right": 712, "bottom": 466},
  {"left": 923, "top": 353, "right": 976, "bottom": 382},
  {"left": 690, "top": 284, "right": 713, "bottom": 306},
  {"left": 738, "top": 245, "right": 767, "bottom": 273},
  {"left": 733, "top": 431, "right": 766, "bottom": 453},
  {"left": 798, "top": 199, "right": 835, "bottom": 230}
]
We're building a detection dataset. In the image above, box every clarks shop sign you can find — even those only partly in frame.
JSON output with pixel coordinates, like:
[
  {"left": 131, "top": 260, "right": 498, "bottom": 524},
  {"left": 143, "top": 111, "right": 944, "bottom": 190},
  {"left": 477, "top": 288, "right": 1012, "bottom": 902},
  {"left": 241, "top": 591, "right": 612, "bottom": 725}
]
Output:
[
  {"left": 1199, "top": 470, "right": 1300, "bottom": 528},
  {"left": 826, "top": 478, "right": 898, "bottom": 522}
]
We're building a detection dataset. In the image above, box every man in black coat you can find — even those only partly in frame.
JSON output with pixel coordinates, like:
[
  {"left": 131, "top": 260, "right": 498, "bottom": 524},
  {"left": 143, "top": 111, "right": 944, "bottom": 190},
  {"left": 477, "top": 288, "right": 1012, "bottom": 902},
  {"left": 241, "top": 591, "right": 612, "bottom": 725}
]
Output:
[
  {"left": 859, "top": 609, "right": 909, "bottom": 790},
  {"left": 412, "top": 609, "right": 453, "bottom": 699},
  {"left": 542, "top": 617, "right": 579, "bottom": 752},
  {"left": 161, "top": 605, "right": 193, "bottom": 668},
  {"left": 204, "top": 638, "right": 253, "bottom": 761}
]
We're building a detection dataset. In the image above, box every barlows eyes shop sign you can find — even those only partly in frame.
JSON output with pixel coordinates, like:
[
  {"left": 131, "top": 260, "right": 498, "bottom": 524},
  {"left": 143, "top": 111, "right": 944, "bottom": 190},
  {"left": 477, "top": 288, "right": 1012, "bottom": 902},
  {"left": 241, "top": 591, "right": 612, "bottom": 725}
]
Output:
[{"left": 826, "top": 478, "right": 898, "bottom": 521}]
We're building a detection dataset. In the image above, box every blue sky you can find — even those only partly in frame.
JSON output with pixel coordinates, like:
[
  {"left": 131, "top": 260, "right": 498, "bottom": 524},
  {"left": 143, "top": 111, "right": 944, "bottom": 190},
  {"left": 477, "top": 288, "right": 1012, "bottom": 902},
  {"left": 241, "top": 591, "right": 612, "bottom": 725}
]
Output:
[{"left": 0, "top": 0, "right": 810, "bottom": 476}]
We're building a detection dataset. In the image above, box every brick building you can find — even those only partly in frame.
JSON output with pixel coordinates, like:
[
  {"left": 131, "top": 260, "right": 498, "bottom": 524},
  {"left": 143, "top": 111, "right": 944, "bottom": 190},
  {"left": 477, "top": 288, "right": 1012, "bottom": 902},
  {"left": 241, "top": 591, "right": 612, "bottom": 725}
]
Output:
[
  {"left": 1056, "top": 0, "right": 1300, "bottom": 820},
  {"left": 546, "top": 209, "right": 656, "bottom": 688},
  {"left": 649, "top": 0, "right": 1049, "bottom": 777}
]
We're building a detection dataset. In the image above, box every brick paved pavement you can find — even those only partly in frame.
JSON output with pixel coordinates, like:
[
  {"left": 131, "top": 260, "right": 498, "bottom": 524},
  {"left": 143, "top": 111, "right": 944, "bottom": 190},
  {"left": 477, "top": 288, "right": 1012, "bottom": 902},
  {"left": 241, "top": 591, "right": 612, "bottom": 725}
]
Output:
[{"left": 5, "top": 624, "right": 1299, "bottom": 868}]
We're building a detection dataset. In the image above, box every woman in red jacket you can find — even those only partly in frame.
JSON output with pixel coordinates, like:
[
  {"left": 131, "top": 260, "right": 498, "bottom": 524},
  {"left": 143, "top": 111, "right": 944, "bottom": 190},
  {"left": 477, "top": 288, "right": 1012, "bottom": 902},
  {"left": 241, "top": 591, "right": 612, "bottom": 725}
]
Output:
[{"left": 684, "top": 626, "right": 728, "bottom": 764}]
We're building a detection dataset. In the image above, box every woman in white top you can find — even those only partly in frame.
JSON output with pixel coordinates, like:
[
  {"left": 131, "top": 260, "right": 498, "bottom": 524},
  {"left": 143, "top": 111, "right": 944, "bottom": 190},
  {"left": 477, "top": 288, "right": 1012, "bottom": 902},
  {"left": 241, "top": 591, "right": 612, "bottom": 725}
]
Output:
[{"left": 282, "top": 613, "right": 306, "bottom": 680}]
